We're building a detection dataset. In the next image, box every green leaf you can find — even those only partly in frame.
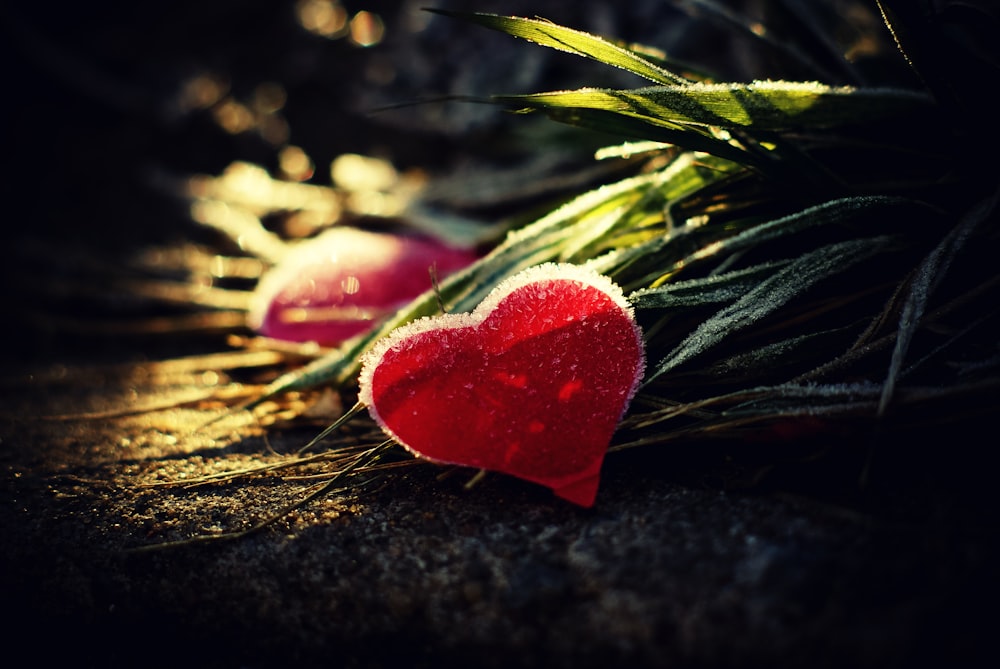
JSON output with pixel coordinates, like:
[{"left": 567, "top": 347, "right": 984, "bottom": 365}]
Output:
[
  {"left": 425, "top": 10, "right": 692, "bottom": 86},
  {"left": 559, "top": 151, "right": 744, "bottom": 262},
  {"left": 878, "top": 193, "right": 995, "bottom": 414},
  {"left": 628, "top": 261, "right": 791, "bottom": 310},
  {"left": 724, "top": 381, "right": 883, "bottom": 415},
  {"left": 645, "top": 235, "right": 898, "bottom": 384},
  {"left": 629, "top": 195, "right": 919, "bottom": 289},
  {"left": 703, "top": 325, "right": 862, "bottom": 380},
  {"left": 498, "top": 81, "right": 933, "bottom": 131},
  {"left": 528, "top": 105, "right": 763, "bottom": 167}
]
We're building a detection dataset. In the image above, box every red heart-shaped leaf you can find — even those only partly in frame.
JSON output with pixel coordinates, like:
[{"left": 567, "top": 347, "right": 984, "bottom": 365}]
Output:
[{"left": 359, "top": 263, "right": 645, "bottom": 507}]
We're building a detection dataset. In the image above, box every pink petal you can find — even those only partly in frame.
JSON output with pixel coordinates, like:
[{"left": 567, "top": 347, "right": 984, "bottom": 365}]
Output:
[{"left": 249, "top": 226, "right": 478, "bottom": 345}]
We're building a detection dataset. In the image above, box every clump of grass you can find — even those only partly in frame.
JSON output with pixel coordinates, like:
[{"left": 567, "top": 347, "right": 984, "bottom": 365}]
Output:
[{"left": 230, "top": 1, "right": 998, "bottom": 494}]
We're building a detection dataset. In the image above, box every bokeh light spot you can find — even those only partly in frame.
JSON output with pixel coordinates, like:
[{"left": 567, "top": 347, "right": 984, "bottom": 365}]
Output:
[
  {"left": 349, "top": 11, "right": 384, "bottom": 47},
  {"left": 331, "top": 153, "right": 398, "bottom": 192},
  {"left": 296, "top": 0, "right": 349, "bottom": 38},
  {"left": 179, "top": 73, "right": 228, "bottom": 112},
  {"left": 252, "top": 82, "right": 287, "bottom": 115},
  {"left": 213, "top": 98, "right": 255, "bottom": 134},
  {"left": 279, "top": 145, "right": 315, "bottom": 182}
]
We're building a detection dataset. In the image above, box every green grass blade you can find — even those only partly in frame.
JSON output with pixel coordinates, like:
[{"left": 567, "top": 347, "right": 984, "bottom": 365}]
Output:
[
  {"left": 559, "top": 151, "right": 744, "bottom": 262},
  {"left": 703, "top": 325, "right": 862, "bottom": 380},
  {"left": 645, "top": 235, "right": 898, "bottom": 384},
  {"left": 526, "top": 105, "right": 761, "bottom": 167},
  {"left": 878, "top": 192, "right": 996, "bottom": 414},
  {"left": 628, "top": 261, "right": 791, "bottom": 310},
  {"left": 498, "top": 81, "right": 932, "bottom": 131},
  {"left": 631, "top": 195, "right": 919, "bottom": 289},
  {"left": 426, "top": 10, "right": 692, "bottom": 86}
]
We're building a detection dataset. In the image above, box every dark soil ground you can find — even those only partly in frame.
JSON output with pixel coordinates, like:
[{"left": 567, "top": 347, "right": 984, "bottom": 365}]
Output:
[{"left": 2, "top": 2, "right": 998, "bottom": 668}]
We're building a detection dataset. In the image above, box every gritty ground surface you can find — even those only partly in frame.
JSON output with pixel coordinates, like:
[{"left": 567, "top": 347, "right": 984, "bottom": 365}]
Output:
[
  {"left": 2, "top": 2, "right": 999, "bottom": 668},
  {"left": 2, "top": 367, "right": 998, "bottom": 669}
]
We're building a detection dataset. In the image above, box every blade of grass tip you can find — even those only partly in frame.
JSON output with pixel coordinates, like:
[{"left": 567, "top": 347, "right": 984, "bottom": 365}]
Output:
[
  {"left": 366, "top": 94, "right": 494, "bottom": 114},
  {"left": 126, "top": 440, "right": 394, "bottom": 553},
  {"left": 873, "top": 0, "right": 963, "bottom": 117},
  {"left": 878, "top": 191, "right": 997, "bottom": 414},
  {"left": 297, "top": 400, "right": 367, "bottom": 455}
]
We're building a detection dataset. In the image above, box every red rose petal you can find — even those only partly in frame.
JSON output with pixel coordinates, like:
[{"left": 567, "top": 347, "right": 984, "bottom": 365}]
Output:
[
  {"left": 359, "top": 263, "right": 645, "bottom": 507},
  {"left": 248, "top": 227, "right": 478, "bottom": 345}
]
